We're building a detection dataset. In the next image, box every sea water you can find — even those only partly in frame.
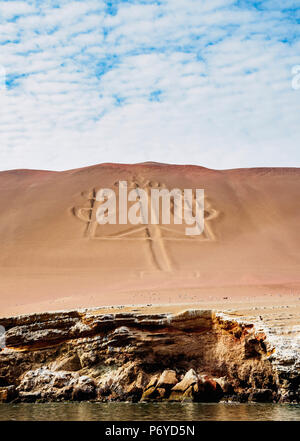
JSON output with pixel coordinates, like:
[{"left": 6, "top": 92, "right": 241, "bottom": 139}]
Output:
[{"left": 1, "top": 402, "right": 300, "bottom": 421}]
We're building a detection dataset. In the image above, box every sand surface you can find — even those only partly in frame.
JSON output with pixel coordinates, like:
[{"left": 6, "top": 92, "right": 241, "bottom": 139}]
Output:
[{"left": 0, "top": 162, "right": 299, "bottom": 317}]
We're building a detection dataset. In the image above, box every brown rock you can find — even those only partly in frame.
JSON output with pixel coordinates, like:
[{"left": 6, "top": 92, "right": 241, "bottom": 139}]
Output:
[
  {"left": 195, "top": 374, "right": 224, "bottom": 402},
  {"left": 0, "top": 387, "right": 15, "bottom": 402},
  {"left": 215, "top": 377, "right": 233, "bottom": 394},
  {"left": 0, "top": 305, "right": 295, "bottom": 404},
  {"left": 141, "top": 386, "right": 158, "bottom": 401},
  {"left": 125, "top": 372, "right": 147, "bottom": 401},
  {"left": 52, "top": 354, "right": 81, "bottom": 372},
  {"left": 171, "top": 369, "right": 198, "bottom": 393},
  {"left": 157, "top": 370, "right": 178, "bottom": 389},
  {"left": 144, "top": 374, "right": 160, "bottom": 391},
  {"left": 71, "top": 376, "right": 96, "bottom": 401},
  {"left": 169, "top": 310, "right": 214, "bottom": 331},
  {"left": 182, "top": 385, "right": 194, "bottom": 402},
  {"left": 140, "top": 373, "right": 166, "bottom": 401},
  {"left": 169, "top": 369, "right": 198, "bottom": 401},
  {"left": 79, "top": 351, "right": 97, "bottom": 368},
  {"left": 52, "top": 372, "right": 73, "bottom": 388}
]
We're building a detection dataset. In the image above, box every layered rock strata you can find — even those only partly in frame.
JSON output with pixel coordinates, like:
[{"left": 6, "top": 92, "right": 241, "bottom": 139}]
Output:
[{"left": 0, "top": 308, "right": 299, "bottom": 403}]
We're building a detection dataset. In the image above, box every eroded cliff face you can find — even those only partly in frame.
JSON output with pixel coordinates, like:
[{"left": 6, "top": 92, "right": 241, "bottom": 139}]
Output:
[{"left": 0, "top": 308, "right": 299, "bottom": 403}]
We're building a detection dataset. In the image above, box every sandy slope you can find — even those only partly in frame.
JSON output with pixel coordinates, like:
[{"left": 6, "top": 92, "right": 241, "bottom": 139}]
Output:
[{"left": 0, "top": 162, "right": 299, "bottom": 316}]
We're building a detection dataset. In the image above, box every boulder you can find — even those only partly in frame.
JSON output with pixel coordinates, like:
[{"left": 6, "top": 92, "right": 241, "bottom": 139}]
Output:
[
  {"left": 157, "top": 370, "right": 178, "bottom": 389},
  {"left": 169, "top": 369, "right": 198, "bottom": 401},
  {"left": 141, "top": 370, "right": 178, "bottom": 401},
  {"left": 144, "top": 373, "right": 160, "bottom": 390},
  {"left": 141, "top": 386, "right": 158, "bottom": 401},
  {"left": 171, "top": 369, "right": 198, "bottom": 392},
  {"left": 125, "top": 372, "right": 147, "bottom": 401},
  {"left": 194, "top": 374, "right": 224, "bottom": 402}
]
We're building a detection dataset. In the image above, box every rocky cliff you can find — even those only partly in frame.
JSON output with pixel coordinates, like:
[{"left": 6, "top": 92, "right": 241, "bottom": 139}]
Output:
[{"left": 0, "top": 307, "right": 299, "bottom": 403}]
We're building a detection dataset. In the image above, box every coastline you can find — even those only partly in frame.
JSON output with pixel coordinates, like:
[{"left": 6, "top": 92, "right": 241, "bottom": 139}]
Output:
[{"left": 1, "top": 300, "right": 300, "bottom": 405}]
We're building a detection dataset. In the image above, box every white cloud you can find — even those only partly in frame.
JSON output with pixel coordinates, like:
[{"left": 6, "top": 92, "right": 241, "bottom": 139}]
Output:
[
  {"left": 0, "top": 0, "right": 299, "bottom": 171},
  {"left": 0, "top": 1, "right": 35, "bottom": 19}
]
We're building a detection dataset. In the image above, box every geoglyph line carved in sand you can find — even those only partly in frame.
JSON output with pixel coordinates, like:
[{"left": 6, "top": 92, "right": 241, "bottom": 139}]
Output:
[{"left": 72, "top": 176, "right": 218, "bottom": 271}]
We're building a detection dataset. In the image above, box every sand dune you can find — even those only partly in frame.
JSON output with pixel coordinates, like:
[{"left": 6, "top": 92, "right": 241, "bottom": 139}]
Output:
[{"left": 0, "top": 162, "right": 299, "bottom": 316}]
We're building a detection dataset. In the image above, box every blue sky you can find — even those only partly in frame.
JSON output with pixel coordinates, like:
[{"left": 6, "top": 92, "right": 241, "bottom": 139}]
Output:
[{"left": 0, "top": 0, "right": 300, "bottom": 170}]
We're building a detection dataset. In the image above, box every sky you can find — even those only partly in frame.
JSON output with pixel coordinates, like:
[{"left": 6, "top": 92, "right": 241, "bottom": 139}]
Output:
[{"left": 0, "top": 0, "right": 300, "bottom": 171}]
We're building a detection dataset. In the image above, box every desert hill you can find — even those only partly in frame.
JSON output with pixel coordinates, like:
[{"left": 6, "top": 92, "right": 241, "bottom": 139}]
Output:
[{"left": 0, "top": 162, "right": 299, "bottom": 316}]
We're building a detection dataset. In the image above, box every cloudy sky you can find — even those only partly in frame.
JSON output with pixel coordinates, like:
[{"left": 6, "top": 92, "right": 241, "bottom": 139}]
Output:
[{"left": 0, "top": 0, "right": 299, "bottom": 171}]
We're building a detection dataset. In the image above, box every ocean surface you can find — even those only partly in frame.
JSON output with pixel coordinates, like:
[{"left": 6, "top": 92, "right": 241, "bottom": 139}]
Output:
[{"left": 1, "top": 402, "right": 300, "bottom": 421}]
